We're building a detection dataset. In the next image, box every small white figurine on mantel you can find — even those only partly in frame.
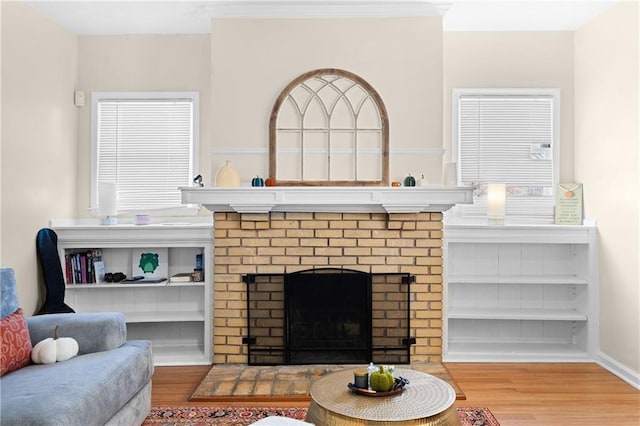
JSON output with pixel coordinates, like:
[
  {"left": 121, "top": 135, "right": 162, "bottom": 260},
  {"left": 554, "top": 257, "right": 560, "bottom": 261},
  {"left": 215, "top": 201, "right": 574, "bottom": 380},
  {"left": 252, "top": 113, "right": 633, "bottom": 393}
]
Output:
[{"left": 419, "top": 174, "right": 428, "bottom": 187}]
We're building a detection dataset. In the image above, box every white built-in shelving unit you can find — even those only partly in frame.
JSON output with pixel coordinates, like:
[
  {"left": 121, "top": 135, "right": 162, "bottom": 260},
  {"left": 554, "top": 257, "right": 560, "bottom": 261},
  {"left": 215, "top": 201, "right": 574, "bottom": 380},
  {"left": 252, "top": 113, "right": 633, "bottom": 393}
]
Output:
[
  {"left": 50, "top": 218, "right": 213, "bottom": 366},
  {"left": 443, "top": 216, "right": 598, "bottom": 362}
]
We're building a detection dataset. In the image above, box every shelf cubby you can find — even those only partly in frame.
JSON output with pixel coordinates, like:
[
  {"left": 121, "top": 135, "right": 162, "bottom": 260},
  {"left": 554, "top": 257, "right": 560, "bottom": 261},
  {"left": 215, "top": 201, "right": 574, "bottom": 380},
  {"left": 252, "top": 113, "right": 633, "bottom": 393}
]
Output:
[{"left": 52, "top": 218, "right": 213, "bottom": 366}]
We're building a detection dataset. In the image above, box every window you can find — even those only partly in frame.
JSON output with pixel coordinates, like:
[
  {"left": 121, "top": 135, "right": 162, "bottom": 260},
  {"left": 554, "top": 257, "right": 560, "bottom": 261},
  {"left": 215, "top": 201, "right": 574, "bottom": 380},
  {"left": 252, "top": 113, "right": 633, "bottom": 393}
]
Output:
[
  {"left": 92, "top": 92, "right": 198, "bottom": 213},
  {"left": 452, "top": 88, "right": 559, "bottom": 219}
]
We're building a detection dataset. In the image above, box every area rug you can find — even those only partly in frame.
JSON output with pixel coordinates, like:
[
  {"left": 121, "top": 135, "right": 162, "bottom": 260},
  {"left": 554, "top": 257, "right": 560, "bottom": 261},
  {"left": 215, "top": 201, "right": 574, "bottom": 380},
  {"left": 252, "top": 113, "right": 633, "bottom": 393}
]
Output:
[
  {"left": 143, "top": 406, "right": 500, "bottom": 426},
  {"left": 190, "top": 363, "right": 465, "bottom": 401}
]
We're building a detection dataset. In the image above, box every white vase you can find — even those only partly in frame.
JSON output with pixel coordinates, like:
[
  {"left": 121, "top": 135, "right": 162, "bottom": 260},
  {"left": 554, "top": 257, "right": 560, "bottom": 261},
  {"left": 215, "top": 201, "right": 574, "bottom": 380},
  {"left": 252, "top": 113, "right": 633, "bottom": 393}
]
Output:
[{"left": 215, "top": 161, "right": 241, "bottom": 187}]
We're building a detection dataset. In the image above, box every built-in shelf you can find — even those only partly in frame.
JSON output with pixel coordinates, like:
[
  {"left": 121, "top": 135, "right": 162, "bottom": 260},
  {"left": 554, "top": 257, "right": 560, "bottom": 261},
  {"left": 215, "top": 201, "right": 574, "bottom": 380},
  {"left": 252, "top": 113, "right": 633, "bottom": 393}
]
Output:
[
  {"left": 447, "top": 275, "right": 588, "bottom": 285},
  {"left": 151, "top": 345, "right": 206, "bottom": 366},
  {"left": 446, "top": 341, "right": 592, "bottom": 362},
  {"left": 65, "top": 281, "right": 205, "bottom": 289},
  {"left": 448, "top": 307, "right": 588, "bottom": 321},
  {"left": 443, "top": 217, "right": 598, "bottom": 362},
  {"left": 122, "top": 311, "right": 205, "bottom": 323},
  {"left": 180, "top": 185, "right": 474, "bottom": 213},
  {"left": 51, "top": 218, "right": 213, "bottom": 366}
]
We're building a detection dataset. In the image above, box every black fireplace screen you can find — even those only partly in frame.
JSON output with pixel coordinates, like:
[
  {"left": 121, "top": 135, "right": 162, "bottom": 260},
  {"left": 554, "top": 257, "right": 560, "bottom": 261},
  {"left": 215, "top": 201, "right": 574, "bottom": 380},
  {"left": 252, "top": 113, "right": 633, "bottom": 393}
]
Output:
[{"left": 242, "top": 268, "right": 414, "bottom": 365}]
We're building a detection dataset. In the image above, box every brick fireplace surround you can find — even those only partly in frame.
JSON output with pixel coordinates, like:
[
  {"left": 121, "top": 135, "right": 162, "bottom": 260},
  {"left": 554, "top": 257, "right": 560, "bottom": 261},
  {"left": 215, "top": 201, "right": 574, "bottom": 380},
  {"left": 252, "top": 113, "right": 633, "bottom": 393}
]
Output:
[
  {"left": 180, "top": 185, "right": 472, "bottom": 365},
  {"left": 212, "top": 211, "right": 445, "bottom": 364}
]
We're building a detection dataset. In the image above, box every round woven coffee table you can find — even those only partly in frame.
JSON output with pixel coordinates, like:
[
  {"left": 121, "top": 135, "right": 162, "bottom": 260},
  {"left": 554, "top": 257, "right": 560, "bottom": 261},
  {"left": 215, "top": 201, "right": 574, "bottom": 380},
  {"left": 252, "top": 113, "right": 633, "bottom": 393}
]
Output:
[{"left": 305, "top": 368, "right": 459, "bottom": 426}]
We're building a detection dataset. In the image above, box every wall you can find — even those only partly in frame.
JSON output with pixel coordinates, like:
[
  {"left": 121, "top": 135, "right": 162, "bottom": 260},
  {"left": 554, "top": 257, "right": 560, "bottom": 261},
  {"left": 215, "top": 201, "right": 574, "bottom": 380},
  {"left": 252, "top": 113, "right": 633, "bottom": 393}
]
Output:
[
  {"left": 1, "top": 1, "right": 78, "bottom": 314},
  {"left": 75, "top": 34, "right": 211, "bottom": 216},
  {"left": 575, "top": 2, "right": 640, "bottom": 379},
  {"left": 210, "top": 17, "right": 444, "bottom": 186},
  {"left": 443, "top": 31, "right": 575, "bottom": 182}
]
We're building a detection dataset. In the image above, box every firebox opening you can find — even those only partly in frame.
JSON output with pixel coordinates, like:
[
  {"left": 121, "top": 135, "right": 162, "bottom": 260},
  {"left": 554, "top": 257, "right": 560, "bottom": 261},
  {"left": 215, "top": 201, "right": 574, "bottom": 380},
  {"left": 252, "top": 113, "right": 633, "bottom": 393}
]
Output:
[
  {"left": 285, "top": 269, "right": 371, "bottom": 364},
  {"left": 244, "top": 268, "right": 414, "bottom": 366}
]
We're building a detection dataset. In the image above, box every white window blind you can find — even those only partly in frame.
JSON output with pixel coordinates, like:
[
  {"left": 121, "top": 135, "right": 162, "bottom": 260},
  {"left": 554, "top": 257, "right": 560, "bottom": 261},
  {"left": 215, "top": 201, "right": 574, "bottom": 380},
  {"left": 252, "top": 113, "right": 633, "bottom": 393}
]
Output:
[
  {"left": 93, "top": 92, "right": 198, "bottom": 212},
  {"left": 453, "top": 89, "right": 559, "bottom": 219}
]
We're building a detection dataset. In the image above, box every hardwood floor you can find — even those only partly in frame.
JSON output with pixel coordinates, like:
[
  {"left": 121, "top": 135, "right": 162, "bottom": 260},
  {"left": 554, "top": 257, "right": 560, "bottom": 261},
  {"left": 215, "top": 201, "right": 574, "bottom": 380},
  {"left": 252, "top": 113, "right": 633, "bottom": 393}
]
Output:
[
  {"left": 445, "top": 363, "right": 639, "bottom": 426},
  {"left": 150, "top": 363, "right": 640, "bottom": 425}
]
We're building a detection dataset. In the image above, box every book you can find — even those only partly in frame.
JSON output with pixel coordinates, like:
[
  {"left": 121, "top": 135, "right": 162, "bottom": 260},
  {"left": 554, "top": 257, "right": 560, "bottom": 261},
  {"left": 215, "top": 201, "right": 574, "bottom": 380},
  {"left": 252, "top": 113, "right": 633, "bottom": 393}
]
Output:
[
  {"left": 93, "top": 261, "right": 106, "bottom": 283},
  {"left": 171, "top": 272, "right": 193, "bottom": 283},
  {"left": 86, "top": 251, "right": 94, "bottom": 283},
  {"left": 74, "top": 254, "right": 81, "bottom": 283},
  {"left": 65, "top": 255, "right": 73, "bottom": 284}
]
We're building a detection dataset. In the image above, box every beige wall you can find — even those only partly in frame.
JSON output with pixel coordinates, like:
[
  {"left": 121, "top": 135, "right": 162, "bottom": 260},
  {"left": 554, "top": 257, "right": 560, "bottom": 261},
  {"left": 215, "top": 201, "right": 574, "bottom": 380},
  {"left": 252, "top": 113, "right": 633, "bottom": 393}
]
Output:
[
  {"left": 76, "top": 34, "right": 211, "bottom": 217},
  {"left": 210, "top": 18, "right": 444, "bottom": 185},
  {"left": 1, "top": 1, "right": 78, "bottom": 314},
  {"left": 443, "top": 31, "right": 575, "bottom": 181},
  {"left": 575, "top": 2, "right": 640, "bottom": 375}
]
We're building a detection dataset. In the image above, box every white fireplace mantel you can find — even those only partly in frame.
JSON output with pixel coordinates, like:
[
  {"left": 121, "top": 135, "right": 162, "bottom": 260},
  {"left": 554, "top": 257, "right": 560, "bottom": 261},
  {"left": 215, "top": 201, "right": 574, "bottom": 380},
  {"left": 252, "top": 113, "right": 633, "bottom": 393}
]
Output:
[{"left": 180, "top": 186, "right": 473, "bottom": 214}]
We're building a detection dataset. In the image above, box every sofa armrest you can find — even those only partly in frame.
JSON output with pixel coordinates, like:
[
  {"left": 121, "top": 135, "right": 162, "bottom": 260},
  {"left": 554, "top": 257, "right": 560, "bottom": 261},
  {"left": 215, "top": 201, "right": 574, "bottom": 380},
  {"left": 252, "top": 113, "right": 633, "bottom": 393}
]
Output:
[{"left": 26, "top": 312, "right": 127, "bottom": 355}]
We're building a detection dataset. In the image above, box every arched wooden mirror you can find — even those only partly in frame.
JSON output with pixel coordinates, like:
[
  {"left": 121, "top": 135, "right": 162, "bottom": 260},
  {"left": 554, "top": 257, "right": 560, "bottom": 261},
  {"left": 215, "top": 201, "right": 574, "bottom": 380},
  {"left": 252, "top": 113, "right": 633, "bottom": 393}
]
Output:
[{"left": 269, "top": 69, "right": 389, "bottom": 186}]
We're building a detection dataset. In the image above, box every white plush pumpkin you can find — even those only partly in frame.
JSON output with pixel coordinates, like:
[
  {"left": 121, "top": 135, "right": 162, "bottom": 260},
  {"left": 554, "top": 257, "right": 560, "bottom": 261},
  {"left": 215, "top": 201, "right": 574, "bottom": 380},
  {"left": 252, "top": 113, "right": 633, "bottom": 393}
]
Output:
[{"left": 31, "top": 326, "right": 79, "bottom": 364}]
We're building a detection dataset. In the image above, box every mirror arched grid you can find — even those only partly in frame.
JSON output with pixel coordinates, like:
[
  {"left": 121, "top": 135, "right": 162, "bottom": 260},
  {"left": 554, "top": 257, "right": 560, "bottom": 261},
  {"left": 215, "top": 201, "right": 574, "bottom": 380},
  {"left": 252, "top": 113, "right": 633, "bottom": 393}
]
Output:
[{"left": 270, "top": 69, "right": 389, "bottom": 186}]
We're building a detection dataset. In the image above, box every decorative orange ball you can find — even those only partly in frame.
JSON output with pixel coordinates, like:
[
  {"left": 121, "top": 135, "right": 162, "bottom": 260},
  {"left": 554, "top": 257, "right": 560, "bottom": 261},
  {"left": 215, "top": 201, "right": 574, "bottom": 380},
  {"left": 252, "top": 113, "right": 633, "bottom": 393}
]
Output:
[{"left": 265, "top": 177, "right": 276, "bottom": 187}]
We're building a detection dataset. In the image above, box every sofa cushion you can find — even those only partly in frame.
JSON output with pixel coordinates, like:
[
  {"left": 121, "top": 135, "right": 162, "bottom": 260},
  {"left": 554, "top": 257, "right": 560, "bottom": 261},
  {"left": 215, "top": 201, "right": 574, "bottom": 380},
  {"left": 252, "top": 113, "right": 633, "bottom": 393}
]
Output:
[
  {"left": 0, "top": 340, "right": 153, "bottom": 426},
  {"left": 27, "top": 312, "right": 127, "bottom": 355},
  {"left": 0, "top": 308, "right": 32, "bottom": 376},
  {"left": 0, "top": 268, "right": 19, "bottom": 318}
]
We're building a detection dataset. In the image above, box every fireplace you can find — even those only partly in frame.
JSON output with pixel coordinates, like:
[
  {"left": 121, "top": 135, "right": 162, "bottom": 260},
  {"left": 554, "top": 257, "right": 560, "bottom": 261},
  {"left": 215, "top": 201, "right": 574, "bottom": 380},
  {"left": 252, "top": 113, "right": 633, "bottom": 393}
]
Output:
[
  {"left": 211, "top": 210, "right": 445, "bottom": 365},
  {"left": 243, "top": 268, "right": 414, "bottom": 365},
  {"left": 179, "top": 185, "right": 473, "bottom": 365}
]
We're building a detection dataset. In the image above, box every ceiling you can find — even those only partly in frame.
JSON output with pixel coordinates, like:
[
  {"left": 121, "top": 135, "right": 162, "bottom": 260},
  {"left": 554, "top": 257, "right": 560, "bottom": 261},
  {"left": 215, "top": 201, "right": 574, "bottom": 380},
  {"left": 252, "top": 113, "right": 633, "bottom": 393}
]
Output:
[{"left": 24, "top": 0, "right": 618, "bottom": 35}]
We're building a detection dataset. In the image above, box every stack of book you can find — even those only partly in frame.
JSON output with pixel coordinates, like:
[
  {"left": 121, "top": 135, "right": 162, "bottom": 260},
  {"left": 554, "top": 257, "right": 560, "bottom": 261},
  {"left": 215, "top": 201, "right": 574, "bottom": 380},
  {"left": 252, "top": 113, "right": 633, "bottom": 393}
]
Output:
[{"left": 65, "top": 249, "right": 102, "bottom": 284}]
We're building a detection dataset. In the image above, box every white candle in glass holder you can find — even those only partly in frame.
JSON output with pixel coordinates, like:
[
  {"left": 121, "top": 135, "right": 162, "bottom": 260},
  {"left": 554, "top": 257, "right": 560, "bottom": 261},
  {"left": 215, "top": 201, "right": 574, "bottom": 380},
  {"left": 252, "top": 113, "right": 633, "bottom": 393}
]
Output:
[
  {"left": 99, "top": 182, "right": 118, "bottom": 225},
  {"left": 487, "top": 183, "right": 506, "bottom": 224},
  {"left": 442, "top": 162, "right": 457, "bottom": 186}
]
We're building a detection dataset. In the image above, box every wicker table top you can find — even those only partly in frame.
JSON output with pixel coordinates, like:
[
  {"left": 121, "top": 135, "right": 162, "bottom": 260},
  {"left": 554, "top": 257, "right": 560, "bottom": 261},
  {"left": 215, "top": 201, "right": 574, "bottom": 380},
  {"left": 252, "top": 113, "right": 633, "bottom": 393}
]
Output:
[{"left": 309, "top": 368, "right": 456, "bottom": 422}]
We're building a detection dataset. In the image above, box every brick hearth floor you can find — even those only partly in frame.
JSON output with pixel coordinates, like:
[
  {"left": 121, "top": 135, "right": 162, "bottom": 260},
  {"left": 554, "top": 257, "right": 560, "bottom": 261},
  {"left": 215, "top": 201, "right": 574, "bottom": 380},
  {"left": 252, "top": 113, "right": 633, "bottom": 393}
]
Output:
[{"left": 189, "top": 363, "right": 464, "bottom": 401}]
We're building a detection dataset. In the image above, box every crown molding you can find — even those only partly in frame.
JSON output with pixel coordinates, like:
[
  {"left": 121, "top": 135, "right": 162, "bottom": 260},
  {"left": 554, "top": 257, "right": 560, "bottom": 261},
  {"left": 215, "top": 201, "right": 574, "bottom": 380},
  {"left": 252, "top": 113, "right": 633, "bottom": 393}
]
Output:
[
  {"left": 203, "top": 1, "right": 452, "bottom": 19},
  {"left": 24, "top": 1, "right": 616, "bottom": 35}
]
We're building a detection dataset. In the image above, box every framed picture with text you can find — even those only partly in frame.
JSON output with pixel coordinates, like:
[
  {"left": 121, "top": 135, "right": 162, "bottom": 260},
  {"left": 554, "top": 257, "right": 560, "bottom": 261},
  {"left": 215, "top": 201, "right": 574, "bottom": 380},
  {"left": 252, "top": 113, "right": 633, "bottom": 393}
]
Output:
[{"left": 555, "top": 183, "right": 584, "bottom": 225}]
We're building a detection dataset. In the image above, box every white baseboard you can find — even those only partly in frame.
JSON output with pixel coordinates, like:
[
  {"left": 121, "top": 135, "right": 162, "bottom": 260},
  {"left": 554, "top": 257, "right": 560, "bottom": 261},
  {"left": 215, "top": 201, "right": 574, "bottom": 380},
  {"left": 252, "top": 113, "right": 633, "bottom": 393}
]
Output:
[{"left": 597, "top": 351, "right": 640, "bottom": 390}]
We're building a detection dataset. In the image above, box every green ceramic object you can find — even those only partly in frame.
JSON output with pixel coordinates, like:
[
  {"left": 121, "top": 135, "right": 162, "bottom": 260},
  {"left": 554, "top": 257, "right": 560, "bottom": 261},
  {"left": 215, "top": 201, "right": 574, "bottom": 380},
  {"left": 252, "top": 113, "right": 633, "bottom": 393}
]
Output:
[
  {"left": 251, "top": 176, "right": 265, "bottom": 187},
  {"left": 404, "top": 174, "right": 416, "bottom": 187}
]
